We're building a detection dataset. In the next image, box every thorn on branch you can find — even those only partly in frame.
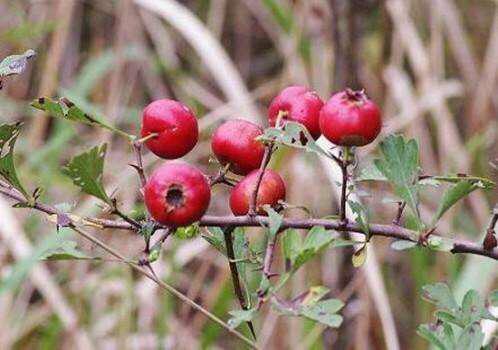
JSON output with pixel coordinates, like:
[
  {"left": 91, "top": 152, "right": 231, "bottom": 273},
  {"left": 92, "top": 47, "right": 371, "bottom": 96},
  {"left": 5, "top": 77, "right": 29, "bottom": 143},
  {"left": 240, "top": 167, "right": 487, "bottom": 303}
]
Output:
[{"left": 393, "top": 202, "right": 406, "bottom": 226}]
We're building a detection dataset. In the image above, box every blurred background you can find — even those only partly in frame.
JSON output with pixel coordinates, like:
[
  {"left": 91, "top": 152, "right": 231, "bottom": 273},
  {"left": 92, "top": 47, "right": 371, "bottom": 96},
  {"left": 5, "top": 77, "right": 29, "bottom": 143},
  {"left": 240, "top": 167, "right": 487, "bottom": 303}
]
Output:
[{"left": 0, "top": 0, "right": 497, "bottom": 349}]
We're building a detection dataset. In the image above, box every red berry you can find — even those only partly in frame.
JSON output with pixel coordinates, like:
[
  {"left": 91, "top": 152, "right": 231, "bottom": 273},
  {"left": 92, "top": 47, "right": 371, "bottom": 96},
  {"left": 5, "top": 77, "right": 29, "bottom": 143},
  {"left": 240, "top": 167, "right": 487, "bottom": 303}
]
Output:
[
  {"left": 319, "top": 89, "right": 381, "bottom": 146},
  {"left": 268, "top": 85, "right": 324, "bottom": 139},
  {"left": 144, "top": 162, "right": 210, "bottom": 226},
  {"left": 141, "top": 99, "right": 198, "bottom": 159},
  {"left": 229, "top": 169, "right": 286, "bottom": 216},
  {"left": 211, "top": 119, "right": 265, "bottom": 175}
]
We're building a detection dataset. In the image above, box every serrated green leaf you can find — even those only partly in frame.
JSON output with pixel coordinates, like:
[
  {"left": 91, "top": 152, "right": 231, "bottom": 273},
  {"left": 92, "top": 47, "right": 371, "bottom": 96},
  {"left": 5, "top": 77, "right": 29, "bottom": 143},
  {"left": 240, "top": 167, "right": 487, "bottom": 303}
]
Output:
[
  {"left": 435, "top": 310, "right": 465, "bottom": 328},
  {"left": 299, "top": 286, "right": 330, "bottom": 306},
  {"left": 174, "top": 224, "right": 200, "bottom": 239},
  {"left": 431, "top": 181, "right": 486, "bottom": 226},
  {"left": 258, "top": 122, "right": 329, "bottom": 158},
  {"left": 0, "top": 122, "right": 30, "bottom": 198},
  {"left": 62, "top": 144, "right": 111, "bottom": 204},
  {"left": 0, "top": 49, "right": 36, "bottom": 86},
  {"left": 233, "top": 227, "right": 252, "bottom": 306},
  {"left": 461, "top": 289, "right": 496, "bottom": 323},
  {"left": 300, "top": 299, "right": 344, "bottom": 328},
  {"left": 374, "top": 135, "right": 421, "bottom": 223},
  {"left": 391, "top": 240, "right": 418, "bottom": 251},
  {"left": 417, "top": 323, "right": 456, "bottom": 350},
  {"left": 455, "top": 323, "right": 484, "bottom": 350},
  {"left": 39, "top": 240, "right": 91, "bottom": 260},
  {"left": 430, "top": 175, "right": 494, "bottom": 188},
  {"left": 356, "top": 163, "right": 387, "bottom": 182},
  {"left": 352, "top": 245, "right": 367, "bottom": 268},
  {"left": 203, "top": 227, "right": 226, "bottom": 255},
  {"left": 282, "top": 229, "right": 301, "bottom": 270},
  {"left": 422, "top": 283, "right": 459, "bottom": 311},
  {"left": 262, "top": 205, "right": 283, "bottom": 238},
  {"left": 293, "top": 226, "right": 334, "bottom": 271},
  {"left": 348, "top": 200, "right": 370, "bottom": 236},
  {"left": 31, "top": 97, "right": 132, "bottom": 139},
  {"left": 227, "top": 308, "right": 257, "bottom": 329},
  {"left": 138, "top": 221, "right": 156, "bottom": 242}
]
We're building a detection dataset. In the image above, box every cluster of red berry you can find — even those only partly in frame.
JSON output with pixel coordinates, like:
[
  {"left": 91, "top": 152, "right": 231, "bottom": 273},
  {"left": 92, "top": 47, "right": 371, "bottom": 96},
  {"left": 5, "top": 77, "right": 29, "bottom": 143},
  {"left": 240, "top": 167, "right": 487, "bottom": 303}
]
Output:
[{"left": 141, "top": 86, "right": 382, "bottom": 228}]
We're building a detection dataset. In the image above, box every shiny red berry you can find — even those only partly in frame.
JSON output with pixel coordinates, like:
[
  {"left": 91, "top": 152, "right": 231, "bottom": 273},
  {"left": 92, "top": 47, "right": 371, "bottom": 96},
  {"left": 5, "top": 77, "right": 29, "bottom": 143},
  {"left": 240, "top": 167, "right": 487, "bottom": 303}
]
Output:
[
  {"left": 268, "top": 85, "right": 324, "bottom": 139},
  {"left": 319, "top": 89, "right": 381, "bottom": 146},
  {"left": 141, "top": 99, "right": 198, "bottom": 159},
  {"left": 229, "top": 169, "right": 286, "bottom": 216},
  {"left": 144, "top": 162, "right": 210, "bottom": 227},
  {"left": 211, "top": 119, "right": 265, "bottom": 175}
]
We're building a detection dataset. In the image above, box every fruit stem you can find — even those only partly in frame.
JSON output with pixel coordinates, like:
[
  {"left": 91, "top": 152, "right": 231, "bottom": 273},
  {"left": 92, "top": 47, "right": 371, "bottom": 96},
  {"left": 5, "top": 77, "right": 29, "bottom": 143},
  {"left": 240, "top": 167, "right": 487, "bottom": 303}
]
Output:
[
  {"left": 132, "top": 140, "right": 147, "bottom": 188},
  {"left": 339, "top": 147, "right": 351, "bottom": 224},
  {"left": 248, "top": 111, "right": 286, "bottom": 215}
]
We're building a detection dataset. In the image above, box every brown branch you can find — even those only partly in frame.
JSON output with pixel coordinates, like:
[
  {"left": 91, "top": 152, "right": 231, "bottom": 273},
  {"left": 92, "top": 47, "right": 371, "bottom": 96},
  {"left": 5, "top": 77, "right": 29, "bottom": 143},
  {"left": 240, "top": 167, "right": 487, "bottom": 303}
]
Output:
[{"left": 0, "top": 185, "right": 497, "bottom": 260}]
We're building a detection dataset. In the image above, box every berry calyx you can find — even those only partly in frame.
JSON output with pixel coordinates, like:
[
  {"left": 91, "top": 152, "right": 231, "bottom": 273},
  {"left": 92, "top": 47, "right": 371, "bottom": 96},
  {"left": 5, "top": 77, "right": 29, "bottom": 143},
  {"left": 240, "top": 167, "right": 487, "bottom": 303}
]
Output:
[
  {"left": 268, "top": 85, "right": 324, "bottom": 139},
  {"left": 211, "top": 119, "right": 265, "bottom": 175},
  {"left": 229, "top": 169, "right": 286, "bottom": 216},
  {"left": 144, "top": 162, "right": 210, "bottom": 226},
  {"left": 141, "top": 99, "right": 198, "bottom": 159},
  {"left": 319, "top": 88, "right": 382, "bottom": 146}
]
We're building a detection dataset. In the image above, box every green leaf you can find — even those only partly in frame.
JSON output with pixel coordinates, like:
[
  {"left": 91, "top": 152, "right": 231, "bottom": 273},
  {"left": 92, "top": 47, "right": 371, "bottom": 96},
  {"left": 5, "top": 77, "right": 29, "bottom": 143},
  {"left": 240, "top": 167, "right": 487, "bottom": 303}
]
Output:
[
  {"left": 300, "top": 299, "right": 344, "bottom": 328},
  {"left": 421, "top": 283, "right": 459, "bottom": 311},
  {"left": 352, "top": 245, "right": 367, "bottom": 268},
  {"left": 435, "top": 310, "right": 465, "bottom": 328},
  {"left": 427, "top": 236, "right": 455, "bottom": 252},
  {"left": 282, "top": 229, "right": 301, "bottom": 271},
  {"left": 455, "top": 323, "right": 484, "bottom": 350},
  {"left": 227, "top": 308, "right": 257, "bottom": 329},
  {"left": 0, "top": 49, "right": 36, "bottom": 87},
  {"left": 298, "top": 286, "right": 330, "bottom": 306},
  {"left": 391, "top": 240, "right": 418, "bottom": 251},
  {"left": 262, "top": 205, "right": 283, "bottom": 238},
  {"left": 0, "top": 122, "right": 30, "bottom": 198},
  {"left": 174, "top": 224, "right": 200, "bottom": 239},
  {"left": 417, "top": 323, "right": 456, "bottom": 350},
  {"left": 431, "top": 181, "right": 487, "bottom": 226},
  {"left": 429, "top": 175, "right": 494, "bottom": 188},
  {"left": 348, "top": 200, "right": 370, "bottom": 237},
  {"left": 461, "top": 289, "right": 496, "bottom": 323},
  {"left": 293, "top": 226, "right": 334, "bottom": 271},
  {"left": 62, "top": 144, "right": 111, "bottom": 204},
  {"left": 374, "top": 135, "right": 421, "bottom": 223},
  {"left": 203, "top": 227, "right": 226, "bottom": 255},
  {"left": 233, "top": 227, "right": 253, "bottom": 306},
  {"left": 258, "top": 122, "right": 330, "bottom": 158},
  {"left": 39, "top": 240, "right": 91, "bottom": 260},
  {"left": 356, "top": 163, "right": 388, "bottom": 182},
  {"left": 31, "top": 97, "right": 132, "bottom": 139}
]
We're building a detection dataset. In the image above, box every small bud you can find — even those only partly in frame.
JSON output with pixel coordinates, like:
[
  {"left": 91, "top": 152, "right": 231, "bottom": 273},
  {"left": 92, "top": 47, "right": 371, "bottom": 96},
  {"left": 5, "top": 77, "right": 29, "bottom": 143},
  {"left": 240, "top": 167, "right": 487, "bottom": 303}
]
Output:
[{"left": 483, "top": 230, "right": 497, "bottom": 251}]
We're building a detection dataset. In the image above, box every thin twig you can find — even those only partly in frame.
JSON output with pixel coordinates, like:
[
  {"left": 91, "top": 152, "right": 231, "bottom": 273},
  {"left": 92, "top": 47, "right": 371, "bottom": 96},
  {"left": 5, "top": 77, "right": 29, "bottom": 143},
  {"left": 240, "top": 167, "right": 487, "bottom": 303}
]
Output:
[
  {"left": 249, "top": 145, "right": 273, "bottom": 216},
  {"left": 393, "top": 202, "right": 406, "bottom": 226},
  {"left": 69, "top": 224, "right": 258, "bottom": 349},
  {"left": 132, "top": 140, "right": 147, "bottom": 188}
]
